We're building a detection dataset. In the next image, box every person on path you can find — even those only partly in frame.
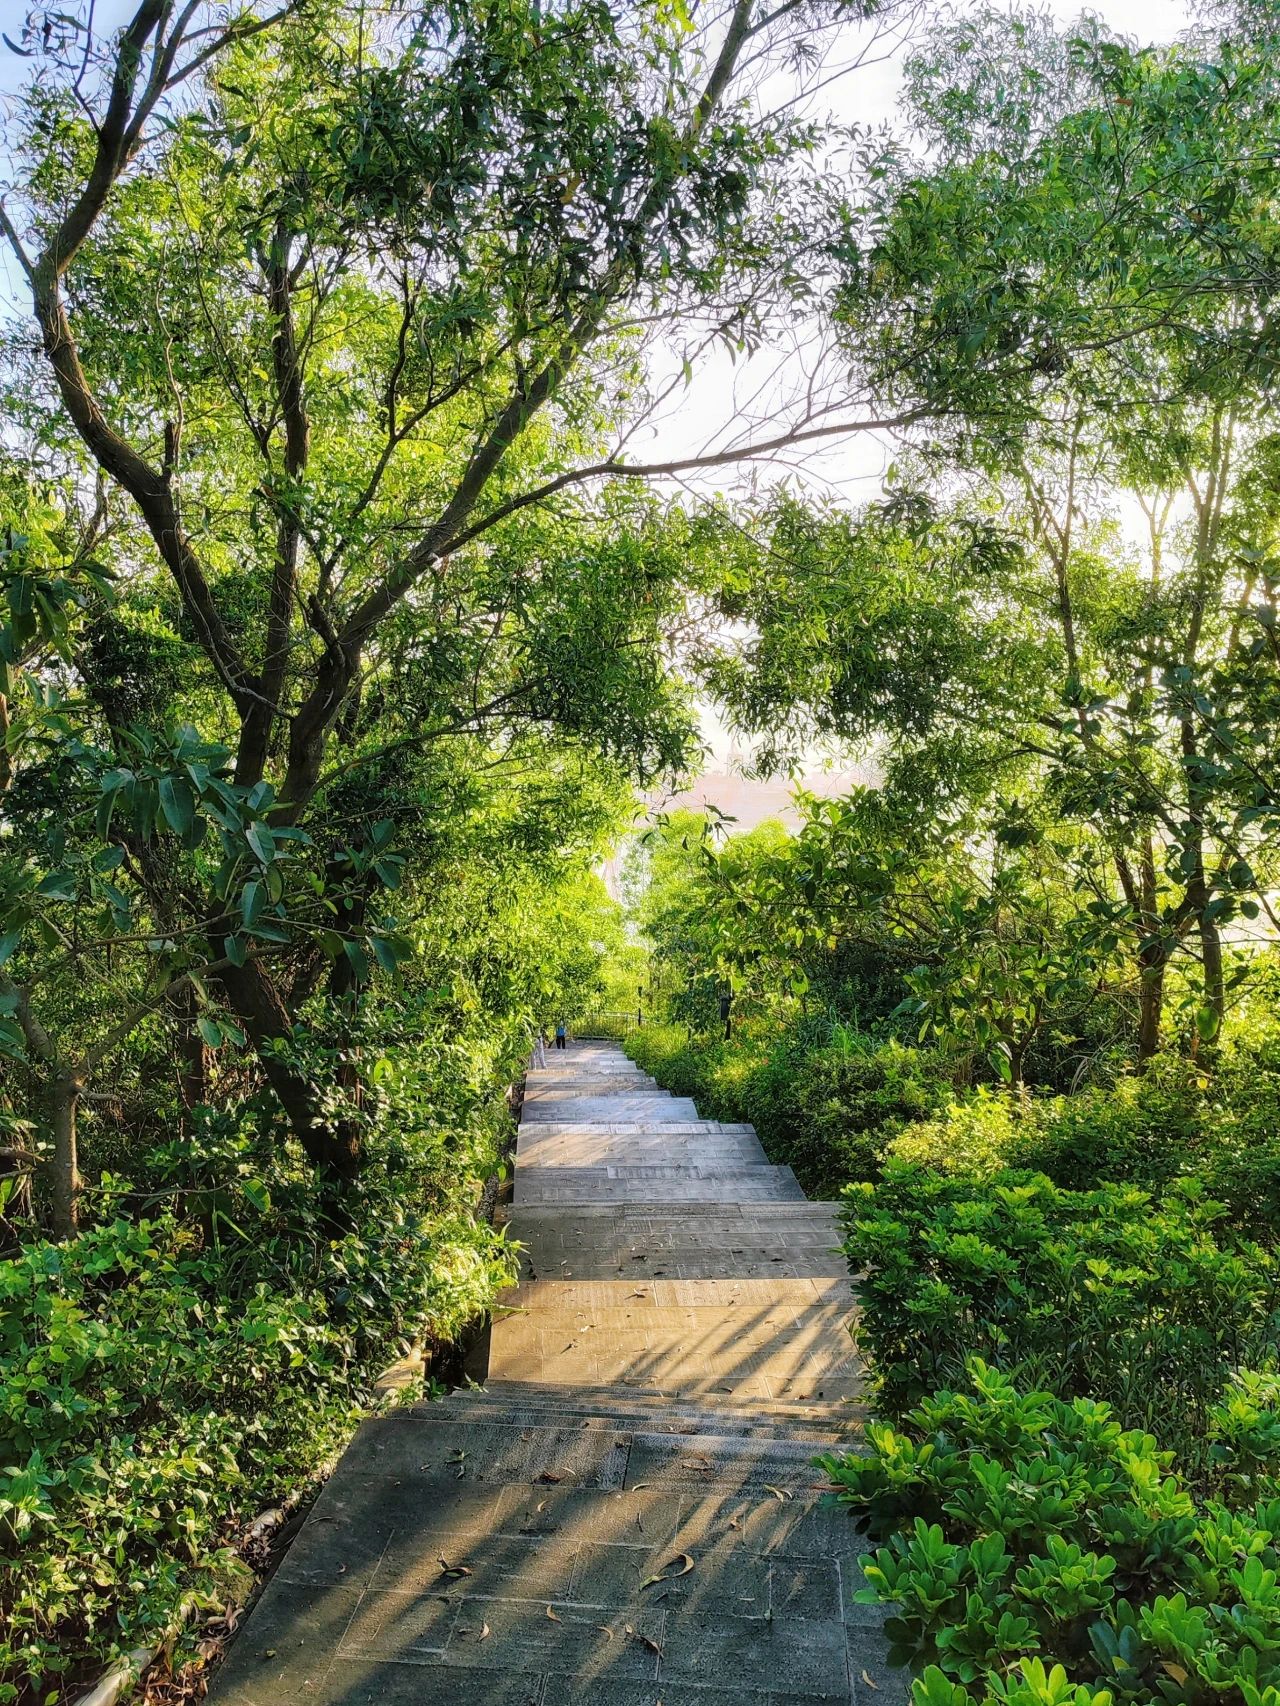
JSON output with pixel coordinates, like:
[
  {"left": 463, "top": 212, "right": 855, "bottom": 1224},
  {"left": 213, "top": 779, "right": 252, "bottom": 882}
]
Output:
[{"left": 555, "top": 1021, "right": 567, "bottom": 1050}]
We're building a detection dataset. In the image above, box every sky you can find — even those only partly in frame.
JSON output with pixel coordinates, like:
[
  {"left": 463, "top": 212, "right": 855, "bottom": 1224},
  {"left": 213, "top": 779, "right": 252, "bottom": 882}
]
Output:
[{"left": 0, "top": 0, "right": 1201, "bottom": 817}]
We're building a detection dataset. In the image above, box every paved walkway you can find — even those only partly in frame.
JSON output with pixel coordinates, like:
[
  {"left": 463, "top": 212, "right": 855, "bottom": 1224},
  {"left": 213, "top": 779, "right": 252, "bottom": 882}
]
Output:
[{"left": 211, "top": 1042, "right": 894, "bottom": 1706}]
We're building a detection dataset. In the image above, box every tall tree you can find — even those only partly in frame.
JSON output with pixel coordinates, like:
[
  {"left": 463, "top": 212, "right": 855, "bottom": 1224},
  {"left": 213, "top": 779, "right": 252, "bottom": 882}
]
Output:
[{"left": 0, "top": 0, "right": 912, "bottom": 1191}]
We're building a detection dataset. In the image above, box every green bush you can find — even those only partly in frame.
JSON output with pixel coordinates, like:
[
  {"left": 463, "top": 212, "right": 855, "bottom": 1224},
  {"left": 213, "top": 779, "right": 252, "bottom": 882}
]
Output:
[
  {"left": 840, "top": 1163, "right": 1280, "bottom": 1467},
  {"left": 0, "top": 1111, "right": 515, "bottom": 1704},
  {"left": 879, "top": 1049, "right": 1280, "bottom": 1247},
  {"left": 628, "top": 1024, "right": 949, "bottom": 1194},
  {"left": 820, "top": 1359, "right": 1280, "bottom": 1706},
  {"left": 889, "top": 1088, "right": 1025, "bottom": 1177}
]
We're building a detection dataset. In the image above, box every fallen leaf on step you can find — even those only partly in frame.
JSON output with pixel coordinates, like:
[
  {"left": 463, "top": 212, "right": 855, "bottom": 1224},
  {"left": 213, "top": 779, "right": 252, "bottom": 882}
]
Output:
[
  {"left": 437, "top": 1557, "right": 473, "bottom": 1579},
  {"left": 763, "top": 1485, "right": 793, "bottom": 1502},
  {"left": 728, "top": 1518, "right": 743, "bottom": 1531},
  {"left": 640, "top": 1553, "right": 696, "bottom": 1589},
  {"left": 479, "top": 1624, "right": 491, "bottom": 1642},
  {"left": 630, "top": 1482, "right": 651, "bottom": 1491},
  {"left": 536, "top": 1500, "right": 548, "bottom": 1512},
  {"left": 536, "top": 1471, "right": 564, "bottom": 1484},
  {"left": 546, "top": 1606, "right": 561, "bottom": 1622},
  {"left": 861, "top": 1672, "right": 879, "bottom": 1691},
  {"left": 596, "top": 1626, "right": 614, "bottom": 1641}
]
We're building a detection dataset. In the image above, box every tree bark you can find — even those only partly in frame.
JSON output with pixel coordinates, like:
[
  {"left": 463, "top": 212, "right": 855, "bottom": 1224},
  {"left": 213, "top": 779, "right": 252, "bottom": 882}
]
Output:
[
  {"left": 49, "top": 1068, "right": 82, "bottom": 1238},
  {"left": 215, "top": 954, "right": 362, "bottom": 1179},
  {"left": 1136, "top": 950, "right": 1167, "bottom": 1065},
  {"left": 173, "top": 984, "right": 210, "bottom": 1136}
]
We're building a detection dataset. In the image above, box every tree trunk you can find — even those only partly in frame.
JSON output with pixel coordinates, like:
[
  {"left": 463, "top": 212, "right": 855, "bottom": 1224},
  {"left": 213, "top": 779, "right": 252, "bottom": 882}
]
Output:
[
  {"left": 215, "top": 954, "right": 363, "bottom": 1180},
  {"left": 1199, "top": 894, "right": 1226, "bottom": 1036},
  {"left": 173, "top": 984, "right": 210, "bottom": 1136},
  {"left": 50, "top": 1068, "right": 82, "bottom": 1238},
  {"left": 1136, "top": 952, "right": 1167, "bottom": 1065},
  {"left": 1135, "top": 835, "right": 1167, "bottom": 1067}
]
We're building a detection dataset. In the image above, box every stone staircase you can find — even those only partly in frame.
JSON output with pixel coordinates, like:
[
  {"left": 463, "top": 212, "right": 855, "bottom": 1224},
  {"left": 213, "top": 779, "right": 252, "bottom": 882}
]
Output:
[{"left": 210, "top": 1041, "right": 897, "bottom": 1706}]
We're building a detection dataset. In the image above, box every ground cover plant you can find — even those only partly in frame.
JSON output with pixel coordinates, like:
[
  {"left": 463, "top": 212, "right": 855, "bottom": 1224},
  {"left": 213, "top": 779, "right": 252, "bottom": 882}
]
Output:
[{"left": 820, "top": 1360, "right": 1280, "bottom": 1706}]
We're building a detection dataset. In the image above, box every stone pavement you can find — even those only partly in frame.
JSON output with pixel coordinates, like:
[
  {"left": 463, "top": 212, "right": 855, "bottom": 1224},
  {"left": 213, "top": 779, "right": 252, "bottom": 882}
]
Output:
[{"left": 211, "top": 1042, "right": 896, "bottom": 1706}]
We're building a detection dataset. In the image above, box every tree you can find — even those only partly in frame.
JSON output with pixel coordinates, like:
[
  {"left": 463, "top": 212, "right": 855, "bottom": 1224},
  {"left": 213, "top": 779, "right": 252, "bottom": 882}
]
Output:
[
  {"left": 0, "top": 0, "right": 920, "bottom": 1192},
  {"left": 708, "top": 4, "right": 1280, "bottom": 1060}
]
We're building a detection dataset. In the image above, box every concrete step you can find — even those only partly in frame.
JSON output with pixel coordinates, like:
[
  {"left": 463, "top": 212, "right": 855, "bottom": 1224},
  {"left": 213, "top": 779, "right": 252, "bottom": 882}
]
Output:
[
  {"left": 438, "top": 1387, "right": 868, "bottom": 1444},
  {"left": 521, "top": 1120, "right": 759, "bottom": 1137},
  {"left": 521, "top": 1094, "right": 702, "bottom": 1122},
  {"left": 513, "top": 1167, "right": 807, "bottom": 1206}
]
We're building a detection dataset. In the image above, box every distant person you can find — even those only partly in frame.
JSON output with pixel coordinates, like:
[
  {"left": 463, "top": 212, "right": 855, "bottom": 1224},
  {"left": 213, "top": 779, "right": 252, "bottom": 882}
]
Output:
[{"left": 555, "top": 1021, "right": 567, "bottom": 1050}]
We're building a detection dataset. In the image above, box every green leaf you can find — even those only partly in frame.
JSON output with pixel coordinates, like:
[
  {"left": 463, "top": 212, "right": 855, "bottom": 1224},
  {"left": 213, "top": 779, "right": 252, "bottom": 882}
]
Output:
[
  {"left": 342, "top": 938, "right": 371, "bottom": 983},
  {"left": 35, "top": 869, "right": 76, "bottom": 902},
  {"left": 196, "top": 1016, "right": 224, "bottom": 1049},
  {"left": 158, "top": 775, "right": 196, "bottom": 837},
  {"left": 242, "top": 1178, "right": 271, "bottom": 1214},
  {"left": 245, "top": 822, "right": 276, "bottom": 864},
  {"left": 1194, "top": 1004, "right": 1220, "bottom": 1043}
]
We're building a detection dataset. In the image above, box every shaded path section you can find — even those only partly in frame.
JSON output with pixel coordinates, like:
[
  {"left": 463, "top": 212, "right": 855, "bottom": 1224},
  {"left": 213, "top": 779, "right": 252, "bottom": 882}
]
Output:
[{"left": 210, "top": 1042, "right": 898, "bottom": 1705}]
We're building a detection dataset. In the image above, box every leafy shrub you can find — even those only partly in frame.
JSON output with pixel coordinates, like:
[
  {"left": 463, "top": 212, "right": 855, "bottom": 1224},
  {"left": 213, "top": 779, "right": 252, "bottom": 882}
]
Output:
[
  {"left": 629, "top": 1024, "right": 949, "bottom": 1193},
  {"left": 0, "top": 1111, "right": 515, "bottom": 1705},
  {"left": 840, "top": 1162, "right": 1280, "bottom": 1466},
  {"left": 1006, "top": 1060, "right": 1206, "bottom": 1194},
  {"left": 889, "top": 1088, "right": 1025, "bottom": 1177},
  {"left": 820, "top": 1358, "right": 1280, "bottom": 1706},
  {"left": 1201, "top": 1037, "right": 1280, "bottom": 1236}
]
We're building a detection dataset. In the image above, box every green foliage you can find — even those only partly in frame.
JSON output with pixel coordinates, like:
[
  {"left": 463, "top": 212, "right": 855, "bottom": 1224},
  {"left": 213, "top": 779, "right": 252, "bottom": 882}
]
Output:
[
  {"left": 840, "top": 1164, "right": 1280, "bottom": 1465},
  {"left": 629, "top": 1021, "right": 951, "bottom": 1194},
  {"left": 0, "top": 1112, "right": 514, "bottom": 1702},
  {"left": 820, "top": 1359, "right": 1280, "bottom": 1706}
]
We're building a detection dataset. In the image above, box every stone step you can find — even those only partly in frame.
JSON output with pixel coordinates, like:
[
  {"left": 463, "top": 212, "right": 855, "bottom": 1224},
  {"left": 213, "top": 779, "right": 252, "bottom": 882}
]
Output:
[
  {"left": 209, "top": 1409, "right": 897, "bottom": 1706},
  {"left": 526, "top": 1077, "right": 659, "bottom": 1090},
  {"left": 518, "top": 1129, "right": 764, "bottom": 1151},
  {"left": 513, "top": 1167, "right": 807, "bottom": 1206},
  {"left": 438, "top": 1387, "right": 868, "bottom": 1444},
  {"left": 521, "top": 1094, "right": 702, "bottom": 1122},
  {"left": 489, "top": 1288, "right": 862, "bottom": 1398},
  {"left": 506, "top": 1206, "right": 844, "bottom": 1274},
  {"left": 517, "top": 1140, "right": 770, "bottom": 1168},
  {"left": 208, "top": 1047, "right": 887, "bottom": 1706},
  {"left": 521, "top": 1119, "right": 759, "bottom": 1136},
  {"left": 524, "top": 1076, "right": 660, "bottom": 1092},
  {"left": 520, "top": 1163, "right": 781, "bottom": 1179}
]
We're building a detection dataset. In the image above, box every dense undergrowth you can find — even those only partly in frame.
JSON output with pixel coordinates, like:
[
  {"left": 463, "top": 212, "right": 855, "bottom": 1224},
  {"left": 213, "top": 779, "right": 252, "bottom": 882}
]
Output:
[
  {"left": 0, "top": 1041, "right": 520, "bottom": 1703},
  {"left": 625, "top": 913, "right": 1280, "bottom": 1706},
  {"left": 0, "top": 840, "right": 620, "bottom": 1703}
]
